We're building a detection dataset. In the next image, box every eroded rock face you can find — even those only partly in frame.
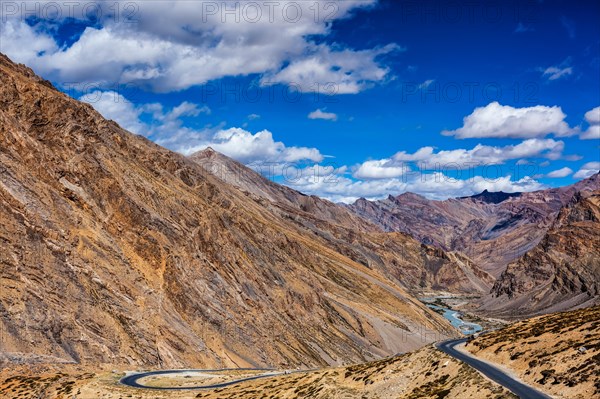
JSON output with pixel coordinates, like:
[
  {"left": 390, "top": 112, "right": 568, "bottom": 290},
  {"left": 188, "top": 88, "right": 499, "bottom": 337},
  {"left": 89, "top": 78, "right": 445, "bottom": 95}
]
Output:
[
  {"left": 485, "top": 189, "right": 600, "bottom": 318},
  {"left": 0, "top": 53, "right": 463, "bottom": 369}
]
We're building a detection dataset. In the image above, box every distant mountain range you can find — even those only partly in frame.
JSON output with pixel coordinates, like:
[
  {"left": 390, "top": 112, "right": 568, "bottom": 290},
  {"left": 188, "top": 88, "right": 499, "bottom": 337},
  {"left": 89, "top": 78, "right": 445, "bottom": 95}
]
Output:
[
  {"left": 345, "top": 173, "right": 599, "bottom": 316},
  {"left": 346, "top": 174, "right": 598, "bottom": 278},
  {"left": 459, "top": 189, "right": 522, "bottom": 204}
]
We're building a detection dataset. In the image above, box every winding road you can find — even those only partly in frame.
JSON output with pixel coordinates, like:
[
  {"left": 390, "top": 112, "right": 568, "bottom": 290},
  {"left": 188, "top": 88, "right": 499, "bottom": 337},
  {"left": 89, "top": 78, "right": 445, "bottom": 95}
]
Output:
[
  {"left": 121, "top": 340, "right": 552, "bottom": 398},
  {"left": 436, "top": 338, "right": 552, "bottom": 399},
  {"left": 120, "top": 368, "right": 282, "bottom": 390}
]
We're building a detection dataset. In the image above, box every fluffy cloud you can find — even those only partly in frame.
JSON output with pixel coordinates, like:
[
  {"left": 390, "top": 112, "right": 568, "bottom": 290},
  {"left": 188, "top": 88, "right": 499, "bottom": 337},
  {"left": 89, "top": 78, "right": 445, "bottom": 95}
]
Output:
[
  {"left": 81, "top": 91, "right": 322, "bottom": 163},
  {"left": 585, "top": 106, "right": 600, "bottom": 124},
  {"left": 1, "top": 1, "right": 396, "bottom": 93},
  {"left": 581, "top": 125, "right": 600, "bottom": 140},
  {"left": 261, "top": 43, "right": 401, "bottom": 94},
  {"left": 193, "top": 128, "right": 324, "bottom": 163},
  {"left": 573, "top": 162, "right": 600, "bottom": 179},
  {"left": 352, "top": 139, "right": 567, "bottom": 179},
  {"left": 308, "top": 109, "right": 338, "bottom": 121},
  {"left": 353, "top": 159, "right": 407, "bottom": 179},
  {"left": 581, "top": 106, "right": 600, "bottom": 140},
  {"left": 397, "top": 139, "right": 566, "bottom": 164},
  {"left": 0, "top": 18, "right": 58, "bottom": 65},
  {"left": 287, "top": 169, "right": 546, "bottom": 203},
  {"left": 442, "top": 102, "right": 575, "bottom": 139},
  {"left": 546, "top": 167, "right": 573, "bottom": 178}
]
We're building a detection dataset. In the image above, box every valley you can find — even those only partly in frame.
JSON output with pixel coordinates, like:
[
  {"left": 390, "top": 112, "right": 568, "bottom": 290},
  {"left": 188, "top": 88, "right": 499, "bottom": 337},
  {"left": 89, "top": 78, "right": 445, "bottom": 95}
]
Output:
[
  {"left": 3, "top": 305, "right": 598, "bottom": 398},
  {"left": 0, "top": 47, "right": 598, "bottom": 398}
]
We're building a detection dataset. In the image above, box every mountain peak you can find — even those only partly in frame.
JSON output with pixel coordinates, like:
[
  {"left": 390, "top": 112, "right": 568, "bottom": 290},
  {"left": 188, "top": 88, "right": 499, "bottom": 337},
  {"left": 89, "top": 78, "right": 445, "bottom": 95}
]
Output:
[
  {"left": 394, "top": 192, "right": 428, "bottom": 203},
  {"left": 464, "top": 190, "right": 522, "bottom": 204},
  {"left": 192, "top": 146, "right": 220, "bottom": 158}
]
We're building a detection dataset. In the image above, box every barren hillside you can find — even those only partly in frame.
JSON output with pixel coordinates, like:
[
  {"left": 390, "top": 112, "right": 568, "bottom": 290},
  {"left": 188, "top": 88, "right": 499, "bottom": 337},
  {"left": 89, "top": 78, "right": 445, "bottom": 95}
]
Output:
[{"left": 0, "top": 52, "right": 465, "bottom": 370}]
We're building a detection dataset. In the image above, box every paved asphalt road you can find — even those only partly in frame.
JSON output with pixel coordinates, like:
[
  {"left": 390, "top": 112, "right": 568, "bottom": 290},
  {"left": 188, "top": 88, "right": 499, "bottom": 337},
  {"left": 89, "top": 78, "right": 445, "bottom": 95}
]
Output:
[
  {"left": 122, "top": 340, "right": 552, "bottom": 397},
  {"left": 436, "top": 338, "right": 552, "bottom": 399},
  {"left": 120, "top": 368, "right": 282, "bottom": 390}
]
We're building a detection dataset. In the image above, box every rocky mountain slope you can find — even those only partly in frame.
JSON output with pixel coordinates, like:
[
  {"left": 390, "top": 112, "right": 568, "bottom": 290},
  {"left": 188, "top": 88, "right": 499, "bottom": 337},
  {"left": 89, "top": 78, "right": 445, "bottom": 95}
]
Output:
[
  {"left": 191, "top": 148, "right": 374, "bottom": 231},
  {"left": 484, "top": 189, "right": 600, "bottom": 318},
  {"left": 467, "top": 305, "right": 600, "bottom": 399},
  {"left": 0, "top": 53, "right": 465, "bottom": 369},
  {"left": 191, "top": 147, "right": 495, "bottom": 295},
  {"left": 347, "top": 174, "right": 599, "bottom": 277}
]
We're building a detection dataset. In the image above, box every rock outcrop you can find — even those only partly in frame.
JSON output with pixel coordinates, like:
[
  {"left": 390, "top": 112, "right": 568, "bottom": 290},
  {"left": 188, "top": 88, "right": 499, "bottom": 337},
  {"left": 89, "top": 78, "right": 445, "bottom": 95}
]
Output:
[{"left": 485, "top": 189, "right": 600, "bottom": 318}]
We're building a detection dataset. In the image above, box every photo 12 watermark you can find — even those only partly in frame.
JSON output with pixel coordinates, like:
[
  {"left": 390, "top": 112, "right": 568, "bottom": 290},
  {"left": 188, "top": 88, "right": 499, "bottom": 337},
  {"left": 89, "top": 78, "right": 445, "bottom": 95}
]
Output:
[{"left": 1, "top": 1, "right": 139, "bottom": 23}]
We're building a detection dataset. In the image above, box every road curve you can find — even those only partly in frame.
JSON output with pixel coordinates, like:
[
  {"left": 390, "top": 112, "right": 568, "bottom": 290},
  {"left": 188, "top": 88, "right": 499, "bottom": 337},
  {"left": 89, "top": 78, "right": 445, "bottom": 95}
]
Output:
[
  {"left": 120, "top": 368, "right": 281, "bottom": 390},
  {"left": 436, "top": 338, "right": 551, "bottom": 399}
]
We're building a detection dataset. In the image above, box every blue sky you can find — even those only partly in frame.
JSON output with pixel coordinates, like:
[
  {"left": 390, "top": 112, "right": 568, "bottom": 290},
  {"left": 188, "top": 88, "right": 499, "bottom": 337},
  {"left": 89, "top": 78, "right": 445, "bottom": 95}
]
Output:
[{"left": 1, "top": 0, "right": 598, "bottom": 202}]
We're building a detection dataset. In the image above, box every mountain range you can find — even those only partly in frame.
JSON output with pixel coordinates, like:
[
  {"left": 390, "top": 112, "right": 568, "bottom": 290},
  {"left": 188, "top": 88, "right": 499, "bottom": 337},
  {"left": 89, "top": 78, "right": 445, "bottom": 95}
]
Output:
[
  {"left": 486, "top": 189, "right": 600, "bottom": 317},
  {"left": 347, "top": 174, "right": 598, "bottom": 276},
  {"left": 0, "top": 53, "right": 467, "bottom": 369},
  {"left": 0, "top": 51, "right": 598, "bottom": 372},
  {"left": 194, "top": 146, "right": 599, "bottom": 317}
]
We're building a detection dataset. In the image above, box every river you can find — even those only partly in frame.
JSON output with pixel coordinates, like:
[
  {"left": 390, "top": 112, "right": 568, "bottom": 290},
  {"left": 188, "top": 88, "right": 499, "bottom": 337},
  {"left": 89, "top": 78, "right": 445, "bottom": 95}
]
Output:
[{"left": 426, "top": 304, "right": 483, "bottom": 335}]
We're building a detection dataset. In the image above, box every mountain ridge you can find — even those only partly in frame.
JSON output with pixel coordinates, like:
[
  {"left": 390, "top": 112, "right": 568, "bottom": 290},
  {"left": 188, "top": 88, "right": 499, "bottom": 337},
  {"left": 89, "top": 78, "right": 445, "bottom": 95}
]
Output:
[
  {"left": 346, "top": 173, "right": 599, "bottom": 277},
  {"left": 484, "top": 188, "right": 600, "bottom": 318},
  {"left": 0, "top": 52, "right": 466, "bottom": 370},
  {"left": 190, "top": 147, "right": 496, "bottom": 295}
]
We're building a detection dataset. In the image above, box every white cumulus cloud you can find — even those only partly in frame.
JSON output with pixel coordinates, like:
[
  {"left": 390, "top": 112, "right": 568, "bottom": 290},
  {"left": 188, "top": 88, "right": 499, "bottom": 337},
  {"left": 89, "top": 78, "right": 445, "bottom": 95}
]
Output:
[
  {"left": 200, "top": 128, "right": 324, "bottom": 163},
  {"left": 573, "top": 162, "right": 600, "bottom": 179},
  {"left": 261, "top": 43, "right": 401, "bottom": 94},
  {"left": 581, "top": 106, "right": 600, "bottom": 140},
  {"left": 546, "top": 167, "right": 573, "bottom": 178},
  {"left": 585, "top": 106, "right": 600, "bottom": 124},
  {"left": 1, "top": 0, "right": 397, "bottom": 94},
  {"left": 308, "top": 109, "right": 338, "bottom": 121},
  {"left": 353, "top": 159, "right": 407, "bottom": 179},
  {"left": 442, "top": 102, "right": 575, "bottom": 139},
  {"left": 351, "top": 139, "right": 567, "bottom": 179}
]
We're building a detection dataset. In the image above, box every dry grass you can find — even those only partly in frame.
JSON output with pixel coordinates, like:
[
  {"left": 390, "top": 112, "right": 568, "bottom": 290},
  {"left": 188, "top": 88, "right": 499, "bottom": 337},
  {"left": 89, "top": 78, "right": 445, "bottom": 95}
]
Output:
[
  {"left": 0, "top": 347, "right": 515, "bottom": 399},
  {"left": 467, "top": 305, "right": 600, "bottom": 399}
]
